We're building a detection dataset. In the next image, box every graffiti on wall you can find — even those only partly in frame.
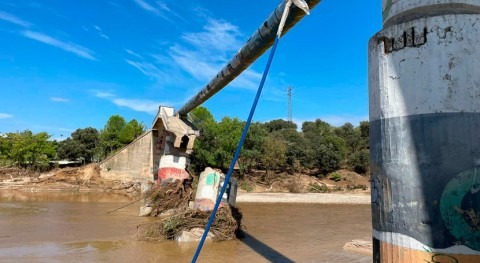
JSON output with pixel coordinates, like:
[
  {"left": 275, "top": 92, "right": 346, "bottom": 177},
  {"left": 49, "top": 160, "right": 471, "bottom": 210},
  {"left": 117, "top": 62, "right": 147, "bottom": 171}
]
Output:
[
  {"left": 440, "top": 167, "right": 480, "bottom": 251},
  {"left": 371, "top": 177, "right": 381, "bottom": 205}
]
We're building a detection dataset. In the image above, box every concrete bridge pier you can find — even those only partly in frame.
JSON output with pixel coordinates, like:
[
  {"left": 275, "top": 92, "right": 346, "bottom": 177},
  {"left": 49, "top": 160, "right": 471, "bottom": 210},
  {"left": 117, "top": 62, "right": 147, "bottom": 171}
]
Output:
[
  {"left": 152, "top": 106, "right": 199, "bottom": 183},
  {"left": 369, "top": 0, "right": 480, "bottom": 262}
]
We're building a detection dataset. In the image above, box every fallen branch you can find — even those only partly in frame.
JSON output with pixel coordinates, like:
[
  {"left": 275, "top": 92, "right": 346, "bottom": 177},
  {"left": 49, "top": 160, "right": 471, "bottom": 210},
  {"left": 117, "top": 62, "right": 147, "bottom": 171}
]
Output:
[{"left": 107, "top": 197, "right": 142, "bottom": 214}]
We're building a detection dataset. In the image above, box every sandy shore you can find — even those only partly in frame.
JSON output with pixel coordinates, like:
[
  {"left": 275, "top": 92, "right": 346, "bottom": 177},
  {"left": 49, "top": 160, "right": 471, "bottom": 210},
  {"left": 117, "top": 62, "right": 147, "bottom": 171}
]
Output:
[{"left": 236, "top": 192, "right": 370, "bottom": 204}]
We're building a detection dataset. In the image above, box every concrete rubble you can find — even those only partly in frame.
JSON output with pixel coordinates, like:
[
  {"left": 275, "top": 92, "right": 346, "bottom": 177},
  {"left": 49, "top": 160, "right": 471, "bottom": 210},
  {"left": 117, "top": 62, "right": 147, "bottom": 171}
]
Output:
[{"left": 175, "top": 228, "right": 214, "bottom": 243}]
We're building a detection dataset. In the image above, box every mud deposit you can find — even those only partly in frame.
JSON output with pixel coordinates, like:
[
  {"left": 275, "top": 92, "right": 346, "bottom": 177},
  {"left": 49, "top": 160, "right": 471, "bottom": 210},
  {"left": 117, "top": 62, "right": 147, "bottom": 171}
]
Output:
[{"left": 0, "top": 192, "right": 371, "bottom": 262}]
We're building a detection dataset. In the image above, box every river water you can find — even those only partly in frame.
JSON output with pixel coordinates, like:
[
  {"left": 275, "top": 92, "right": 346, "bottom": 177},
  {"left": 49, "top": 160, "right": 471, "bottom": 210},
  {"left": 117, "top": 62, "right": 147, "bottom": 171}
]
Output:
[{"left": 0, "top": 192, "right": 371, "bottom": 262}]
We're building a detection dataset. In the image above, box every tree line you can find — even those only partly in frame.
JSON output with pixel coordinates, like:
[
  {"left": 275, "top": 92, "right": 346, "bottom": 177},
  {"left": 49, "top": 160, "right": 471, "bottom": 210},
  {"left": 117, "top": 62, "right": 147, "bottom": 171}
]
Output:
[
  {"left": 0, "top": 115, "right": 145, "bottom": 170},
  {"left": 1, "top": 107, "right": 369, "bottom": 177},
  {"left": 188, "top": 107, "right": 369, "bottom": 177}
]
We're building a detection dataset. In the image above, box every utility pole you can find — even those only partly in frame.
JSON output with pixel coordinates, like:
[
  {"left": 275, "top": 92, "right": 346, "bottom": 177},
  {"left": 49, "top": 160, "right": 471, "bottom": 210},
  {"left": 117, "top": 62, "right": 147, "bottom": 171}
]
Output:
[
  {"left": 287, "top": 86, "right": 293, "bottom": 123},
  {"left": 369, "top": 0, "right": 480, "bottom": 262}
]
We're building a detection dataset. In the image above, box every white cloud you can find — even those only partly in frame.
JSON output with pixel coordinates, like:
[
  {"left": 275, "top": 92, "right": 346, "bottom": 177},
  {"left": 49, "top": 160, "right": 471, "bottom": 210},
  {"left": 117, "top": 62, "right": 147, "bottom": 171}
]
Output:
[
  {"left": 21, "top": 30, "right": 96, "bottom": 61},
  {"left": 133, "top": 0, "right": 172, "bottom": 13},
  {"left": 112, "top": 98, "right": 160, "bottom": 114},
  {"left": 93, "top": 90, "right": 167, "bottom": 114},
  {"left": 94, "top": 25, "right": 109, "bottom": 40},
  {"left": 125, "top": 60, "right": 168, "bottom": 81},
  {"left": 132, "top": 0, "right": 177, "bottom": 22},
  {"left": 169, "top": 45, "right": 219, "bottom": 81},
  {"left": 0, "top": 11, "right": 31, "bottom": 27},
  {"left": 182, "top": 19, "right": 242, "bottom": 53},
  {"left": 230, "top": 70, "right": 263, "bottom": 91},
  {"left": 133, "top": 0, "right": 159, "bottom": 14},
  {"left": 0, "top": 113, "right": 13, "bottom": 119},
  {"left": 50, "top": 97, "right": 69, "bottom": 102},
  {"left": 156, "top": 1, "right": 171, "bottom": 12},
  {"left": 125, "top": 18, "right": 262, "bottom": 91},
  {"left": 91, "top": 90, "right": 115, "bottom": 98},
  {"left": 171, "top": 19, "right": 261, "bottom": 90},
  {"left": 125, "top": 49, "right": 143, "bottom": 58}
]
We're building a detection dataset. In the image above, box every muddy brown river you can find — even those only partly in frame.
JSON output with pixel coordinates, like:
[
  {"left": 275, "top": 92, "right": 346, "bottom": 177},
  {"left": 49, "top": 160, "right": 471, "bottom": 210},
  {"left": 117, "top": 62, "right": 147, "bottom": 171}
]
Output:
[{"left": 0, "top": 192, "right": 371, "bottom": 262}]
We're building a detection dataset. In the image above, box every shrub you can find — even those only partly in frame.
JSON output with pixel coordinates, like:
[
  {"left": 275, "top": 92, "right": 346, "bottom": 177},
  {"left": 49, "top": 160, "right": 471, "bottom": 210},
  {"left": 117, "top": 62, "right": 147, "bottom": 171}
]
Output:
[
  {"left": 309, "top": 183, "right": 330, "bottom": 193},
  {"left": 332, "top": 186, "right": 343, "bottom": 191},
  {"left": 287, "top": 181, "right": 303, "bottom": 193},
  {"left": 239, "top": 180, "right": 254, "bottom": 192},
  {"left": 329, "top": 172, "right": 343, "bottom": 182},
  {"left": 346, "top": 184, "right": 368, "bottom": 191},
  {"left": 347, "top": 150, "right": 369, "bottom": 174}
]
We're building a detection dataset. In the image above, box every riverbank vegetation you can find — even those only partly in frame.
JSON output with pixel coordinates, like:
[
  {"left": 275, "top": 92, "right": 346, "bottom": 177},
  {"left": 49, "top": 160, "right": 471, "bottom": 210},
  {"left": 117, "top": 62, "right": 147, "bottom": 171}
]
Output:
[
  {"left": 0, "top": 107, "right": 369, "bottom": 193},
  {"left": 0, "top": 115, "right": 145, "bottom": 170},
  {"left": 189, "top": 107, "right": 369, "bottom": 177}
]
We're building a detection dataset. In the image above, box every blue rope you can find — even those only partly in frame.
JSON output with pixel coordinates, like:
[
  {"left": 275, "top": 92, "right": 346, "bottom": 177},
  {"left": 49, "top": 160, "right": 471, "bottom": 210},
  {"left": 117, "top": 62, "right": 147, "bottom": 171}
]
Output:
[{"left": 191, "top": 36, "right": 281, "bottom": 263}]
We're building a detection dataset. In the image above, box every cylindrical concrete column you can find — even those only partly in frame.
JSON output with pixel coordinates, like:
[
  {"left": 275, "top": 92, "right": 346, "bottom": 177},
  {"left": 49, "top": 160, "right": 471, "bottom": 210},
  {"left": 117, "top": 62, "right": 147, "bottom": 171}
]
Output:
[
  {"left": 370, "top": 0, "right": 480, "bottom": 262},
  {"left": 383, "top": 0, "right": 480, "bottom": 26}
]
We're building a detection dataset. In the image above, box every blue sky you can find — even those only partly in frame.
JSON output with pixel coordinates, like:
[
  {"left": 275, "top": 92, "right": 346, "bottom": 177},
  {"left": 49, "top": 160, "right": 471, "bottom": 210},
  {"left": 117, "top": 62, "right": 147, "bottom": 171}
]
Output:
[{"left": 0, "top": 0, "right": 382, "bottom": 140}]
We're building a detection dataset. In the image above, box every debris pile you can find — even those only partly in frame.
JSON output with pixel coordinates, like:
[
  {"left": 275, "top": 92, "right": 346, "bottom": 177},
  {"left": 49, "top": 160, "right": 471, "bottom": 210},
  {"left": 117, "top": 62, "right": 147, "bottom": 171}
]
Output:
[
  {"left": 137, "top": 205, "right": 243, "bottom": 242},
  {"left": 0, "top": 167, "right": 37, "bottom": 180},
  {"left": 137, "top": 167, "right": 242, "bottom": 242},
  {"left": 143, "top": 179, "right": 193, "bottom": 217}
]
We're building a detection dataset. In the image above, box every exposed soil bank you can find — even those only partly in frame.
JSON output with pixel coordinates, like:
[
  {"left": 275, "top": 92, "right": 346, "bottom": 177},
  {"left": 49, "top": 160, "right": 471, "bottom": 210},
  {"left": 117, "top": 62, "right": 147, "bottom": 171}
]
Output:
[
  {"left": 0, "top": 164, "right": 142, "bottom": 196},
  {"left": 0, "top": 165, "right": 371, "bottom": 204}
]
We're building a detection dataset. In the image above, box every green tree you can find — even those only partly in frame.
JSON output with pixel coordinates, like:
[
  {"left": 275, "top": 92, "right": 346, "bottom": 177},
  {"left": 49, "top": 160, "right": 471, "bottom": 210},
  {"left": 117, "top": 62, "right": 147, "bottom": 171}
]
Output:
[
  {"left": 189, "top": 107, "right": 369, "bottom": 176},
  {"left": 358, "top": 121, "right": 369, "bottom": 148},
  {"left": 71, "top": 127, "right": 99, "bottom": 162},
  {"left": 214, "top": 117, "right": 243, "bottom": 170},
  {"left": 331, "top": 121, "right": 370, "bottom": 174},
  {"left": 0, "top": 134, "right": 12, "bottom": 164},
  {"left": 100, "top": 115, "right": 126, "bottom": 157},
  {"left": 302, "top": 120, "right": 347, "bottom": 175},
  {"left": 335, "top": 123, "right": 362, "bottom": 153},
  {"left": 260, "top": 135, "right": 287, "bottom": 173},
  {"left": 346, "top": 121, "right": 370, "bottom": 174},
  {"left": 119, "top": 120, "right": 145, "bottom": 144},
  {"left": 264, "top": 119, "right": 297, "bottom": 133},
  {"left": 313, "top": 135, "right": 346, "bottom": 174},
  {"left": 57, "top": 138, "right": 84, "bottom": 161},
  {"left": 190, "top": 107, "right": 265, "bottom": 173},
  {"left": 6, "top": 131, "right": 56, "bottom": 169},
  {"left": 98, "top": 115, "right": 147, "bottom": 158},
  {"left": 189, "top": 107, "right": 219, "bottom": 171},
  {"left": 273, "top": 128, "right": 310, "bottom": 172},
  {"left": 347, "top": 149, "right": 369, "bottom": 174},
  {"left": 242, "top": 122, "right": 267, "bottom": 172},
  {"left": 189, "top": 106, "right": 215, "bottom": 129},
  {"left": 302, "top": 119, "right": 333, "bottom": 140},
  {"left": 57, "top": 127, "right": 100, "bottom": 163}
]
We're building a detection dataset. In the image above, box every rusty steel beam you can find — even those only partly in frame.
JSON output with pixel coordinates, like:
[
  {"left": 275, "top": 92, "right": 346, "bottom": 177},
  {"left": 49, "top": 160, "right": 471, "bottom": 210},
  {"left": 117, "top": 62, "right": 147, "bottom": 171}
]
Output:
[{"left": 177, "top": 0, "right": 321, "bottom": 116}]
